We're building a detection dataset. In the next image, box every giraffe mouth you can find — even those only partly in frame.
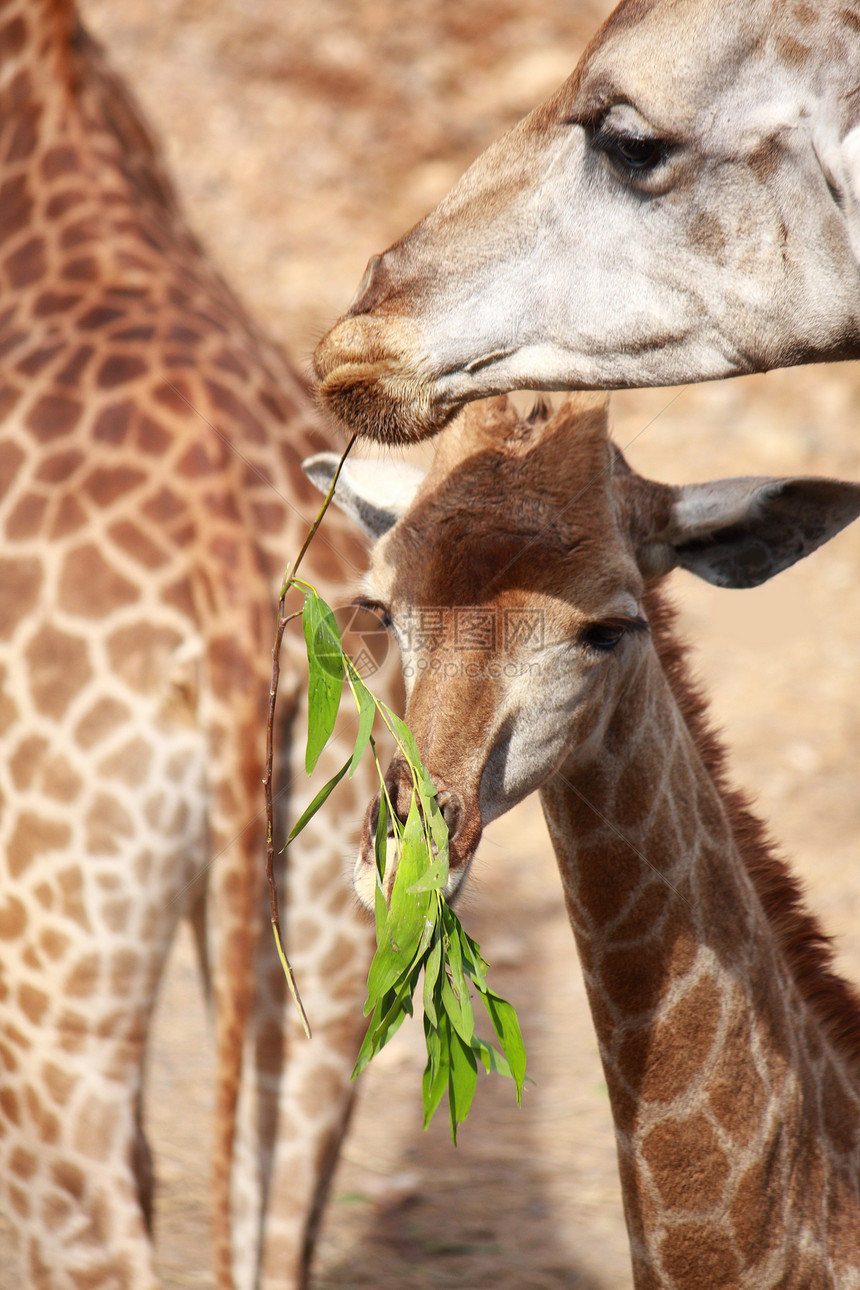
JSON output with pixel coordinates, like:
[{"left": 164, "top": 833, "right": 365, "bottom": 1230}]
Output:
[
  {"left": 353, "top": 789, "right": 482, "bottom": 912},
  {"left": 313, "top": 315, "right": 461, "bottom": 444}
]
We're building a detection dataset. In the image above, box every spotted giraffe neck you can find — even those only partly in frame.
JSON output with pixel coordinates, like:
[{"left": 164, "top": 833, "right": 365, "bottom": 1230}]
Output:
[{"left": 538, "top": 588, "right": 860, "bottom": 1288}]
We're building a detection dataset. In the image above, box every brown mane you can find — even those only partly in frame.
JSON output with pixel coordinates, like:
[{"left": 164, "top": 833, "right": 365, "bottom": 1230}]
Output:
[{"left": 646, "top": 584, "right": 860, "bottom": 1079}]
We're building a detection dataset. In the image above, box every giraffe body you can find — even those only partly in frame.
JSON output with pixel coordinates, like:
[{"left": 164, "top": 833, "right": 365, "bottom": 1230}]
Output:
[
  {"left": 314, "top": 0, "right": 860, "bottom": 444},
  {"left": 308, "top": 394, "right": 860, "bottom": 1286},
  {"left": 1, "top": 4, "right": 379, "bottom": 1286}
]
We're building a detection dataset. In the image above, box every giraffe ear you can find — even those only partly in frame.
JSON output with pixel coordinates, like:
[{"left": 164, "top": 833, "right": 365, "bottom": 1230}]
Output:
[
  {"left": 663, "top": 476, "right": 860, "bottom": 588},
  {"left": 302, "top": 453, "right": 426, "bottom": 539}
]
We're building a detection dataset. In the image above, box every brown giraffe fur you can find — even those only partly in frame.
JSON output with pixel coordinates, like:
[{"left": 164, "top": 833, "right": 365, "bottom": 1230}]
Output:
[
  {"left": 0, "top": 2, "right": 381, "bottom": 1287},
  {"left": 314, "top": 395, "right": 860, "bottom": 1287}
]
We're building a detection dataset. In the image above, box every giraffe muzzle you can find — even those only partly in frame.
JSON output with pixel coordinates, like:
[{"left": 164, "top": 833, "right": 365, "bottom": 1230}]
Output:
[{"left": 354, "top": 764, "right": 483, "bottom": 911}]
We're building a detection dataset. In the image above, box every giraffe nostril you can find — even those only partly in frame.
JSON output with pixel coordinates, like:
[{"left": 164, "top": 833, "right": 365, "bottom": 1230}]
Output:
[
  {"left": 435, "top": 789, "right": 464, "bottom": 839},
  {"left": 347, "top": 253, "right": 391, "bottom": 316}
]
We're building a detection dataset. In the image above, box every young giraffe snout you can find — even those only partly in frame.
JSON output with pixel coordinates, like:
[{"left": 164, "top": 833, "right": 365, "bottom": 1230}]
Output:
[{"left": 355, "top": 760, "right": 481, "bottom": 908}]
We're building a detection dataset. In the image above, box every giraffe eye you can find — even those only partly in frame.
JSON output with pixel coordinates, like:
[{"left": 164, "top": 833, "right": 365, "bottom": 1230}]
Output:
[
  {"left": 591, "top": 123, "right": 668, "bottom": 174},
  {"left": 352, "top": 595, "right": 393, "bottom": 631},
  {"left": 582, "top": 622, "right": 626, "bottom": 652},
  {"left": 581, "top": 616, "right": 649, "bottom": 653}
]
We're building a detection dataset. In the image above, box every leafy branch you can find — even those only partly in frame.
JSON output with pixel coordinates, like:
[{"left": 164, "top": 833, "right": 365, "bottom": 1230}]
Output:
[{"left": 265, "top": 446, "right": 526, "bottom": 1140}]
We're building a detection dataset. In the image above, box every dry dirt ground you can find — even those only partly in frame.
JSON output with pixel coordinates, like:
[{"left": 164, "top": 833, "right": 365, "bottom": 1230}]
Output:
[{"left": 14, "top": 2, "right": 860, "bottom": 1286}]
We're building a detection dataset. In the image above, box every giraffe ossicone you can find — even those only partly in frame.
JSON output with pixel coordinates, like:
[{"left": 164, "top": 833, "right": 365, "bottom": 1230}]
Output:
[
  {"left": 314, "top": 0, "right": 860, "bottom": 444},
  {"left": 0, "top": 4, "right": 389, "bottom": 1287},
  {"left": 306, "top": 392, "right": 860, "bottom": 1287}
]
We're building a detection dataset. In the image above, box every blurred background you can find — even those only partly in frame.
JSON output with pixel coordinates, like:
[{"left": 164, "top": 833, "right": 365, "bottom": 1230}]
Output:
[{"left": 64, "top": 2, "right": 860, "bottom": 1285}]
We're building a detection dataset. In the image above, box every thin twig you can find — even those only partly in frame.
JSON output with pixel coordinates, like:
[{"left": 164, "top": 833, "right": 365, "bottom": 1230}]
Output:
[{"left": 263, "top": 435, "right": 358, "bottom": 1038}]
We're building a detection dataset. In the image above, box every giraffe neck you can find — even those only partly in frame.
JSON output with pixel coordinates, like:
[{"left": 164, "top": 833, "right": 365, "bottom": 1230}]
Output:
[
  {"left": 1, "top": 0, "right": 342, "bottom": 589},
  {"left": 538, "top": 590, "right": 860, "bottom": 1289}
]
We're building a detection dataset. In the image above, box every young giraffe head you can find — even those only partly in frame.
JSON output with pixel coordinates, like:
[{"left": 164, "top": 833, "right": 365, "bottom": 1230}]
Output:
[{"left": 306, "top": 394, "right": 860, "bottom": 907}]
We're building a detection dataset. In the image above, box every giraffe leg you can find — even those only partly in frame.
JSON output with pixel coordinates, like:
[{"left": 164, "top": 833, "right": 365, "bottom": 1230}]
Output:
[
  {"left": 0, "top": 699, "right": 209, "bottom": 1289},
  {"left": 225, "top": 696, "right": 377, "bottom": 1290}
]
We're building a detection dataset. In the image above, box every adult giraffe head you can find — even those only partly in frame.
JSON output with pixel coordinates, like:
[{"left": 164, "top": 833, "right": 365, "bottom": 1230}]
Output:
[{"left": 314, "top": 0, "right": 860, "bottom": 445}]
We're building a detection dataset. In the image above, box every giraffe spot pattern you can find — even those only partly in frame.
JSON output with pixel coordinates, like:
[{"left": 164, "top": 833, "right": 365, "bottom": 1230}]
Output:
[
  {"left": 36, "top": 447, "right": 84, "bottom": 482},
  {"left": 58, "top": 544, "right": 139, "bottom": 617},
  {"left": 706, "top": 1010, "right": 765, "bottom": 1145},
  {"left": 4, "top": 232, "right": 45, "bottom": 287},
  {"left": 73, "top": 696, "right": 132, "bottom": 749},
  {"left": 81, "top": 465, "right": 146, "bottom": 507},
  {"left": 49, "top": 492, "right": 87, "bottom": 538},
  {"left": 24, "top": 623, "right": 92, "bottom": 716},
  {"left": 18, "top": 984, "right": 49, "bottom": 1025},
  {"left": 61, "top": 255, "right": 99, "bottom": 282},
  {"left": 84, "top": 793, "right": 135, "bottom": 856},
  {"left": 65, "top": 954, "right": 99, "bottom": 999},
  {"left": 0, "top": 554, "right": 41, "bottom": 636},
  {"left": 54, "top": 343, "right": 95, "bottom": 385},
  {"left": 4, "top": 107, "right": 39, "bottom": 165},
  {"left": 641, "top": 1113, "right": 730, "bottom": 1212},
  {"left": 0, "top": 174, "right": 33, "bottom": 243},
  {"left": 659, "top": 1221, "right": 740, "bottom": 1285},
  {"left": 39, "top": 927, "right": 70, "bottom": 960},
  {"left": 728, "top": 1157, "right": 786, "bottom": 1265},
  {"left": 0, "top": 894, "right": 27, "bottom": 939},
  {"left": 56, "top": 869, "right": 91, "bottom": 931},
  {"left": 9, "top": 1145, "right": 36, "bottom": 1179},
  {"left": 96, "top": 352, "right": 147, "bottom": 387},
  {"left": 620, "top": 970, "right": 723, "bottom": 1105},
  {"left": 7, "top": 811, "right": 71, "bottom": 878},
  {"left": 91, "top": 399, "right": 134, "bottom": 444}
]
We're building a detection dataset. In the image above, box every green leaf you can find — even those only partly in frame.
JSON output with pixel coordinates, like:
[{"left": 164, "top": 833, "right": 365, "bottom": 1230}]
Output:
[
  {"left": 386, "top": 797, "right": 433, "bottom": 959},
  {"left": 374, "top": 783, "right": 389, "bottom": 885},
  {"left": 301, "top": 670, "right": 529, "bottom": 1136},
  {"left": 286, "top": 757, "right": 351, "bottom": 845},
  {"left": 353, "top": 961, "right": 421, "bottom": 1077},
  {"left": 447, "top": 1027, "right": 478, "bottom": 1143},
  {"left": 388, "top": 712, "right": 425, "bottom": 778},
  {"left": 440, "top": 970, "right": 475, "bottom": 1046},
  {"left": 422, "top": 930, "right": 443, "bottom": 1029},
  {"left": 353, "top": 994, "right": 386, "bottom": 1074},
  {"left": 481, "top": 992, "right": 527, "bottom": 1102},
  {"left": 422, "top": 1011, "right": 450, "bottom": 1128},
  {"left": 346, "top": 666, "right": 377, "bottom": 776},
  {"left": 459, "top": 928, "right": 490, "bottom": 991},
  {"left": 406, "top": 854, "right": 449, "bottom": 893},
  {"left": 420, "top": 793, "right": 449, "bottom": 864},
  {"left": 302, "top": 591, "right": 344, "bottom": 774},
  {"left": 364, "top": 938, "right": 412, "bottom": 1013},
  {"left": 365, "top": 799, "right": 433, "bottom": 1006},
  {"left": 442, "top": 905, "right": 468, "bottom": 1002},
  {"left": 469, "top": 1035, "right": 514, "bottom": 1080}
]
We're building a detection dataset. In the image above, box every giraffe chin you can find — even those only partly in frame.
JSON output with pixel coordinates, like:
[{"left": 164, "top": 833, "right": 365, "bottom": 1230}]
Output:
[
  {"left": 352, "top": 838, "right": 477, "bottom": 913},
  {"left": 316, "top": 359, "right": 458, "bottom": 445}
]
